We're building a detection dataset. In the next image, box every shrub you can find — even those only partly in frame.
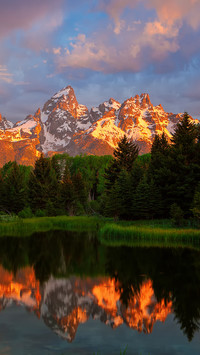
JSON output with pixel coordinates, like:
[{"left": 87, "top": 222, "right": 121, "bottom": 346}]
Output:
[
  {"left": 35, "top": 209, "right": 46, "bottom": 217},
  {"left": 18, "top": 207, "right": 33, "bottom": 218},
  {"left": 89, "top": 200, "right": 100, "bottom": 214},
  {"left": 170, "top": 203, "right": 184, "bottom": 226}
]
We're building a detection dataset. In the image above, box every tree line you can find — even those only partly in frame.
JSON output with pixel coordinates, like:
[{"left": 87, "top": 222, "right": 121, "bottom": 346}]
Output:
[{"left": 0, "top": 112, "right": 199, "bottom": 222}]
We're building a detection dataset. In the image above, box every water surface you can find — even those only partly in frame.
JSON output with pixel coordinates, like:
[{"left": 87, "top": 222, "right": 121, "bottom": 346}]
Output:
[{"left": 0, "top": 231, "right": 199, "bottom": 354}]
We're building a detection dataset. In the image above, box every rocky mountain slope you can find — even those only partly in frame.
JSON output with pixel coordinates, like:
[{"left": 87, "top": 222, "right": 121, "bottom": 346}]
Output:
[{"left": 0, "top": 86, "right": 197, "bottom": 166}]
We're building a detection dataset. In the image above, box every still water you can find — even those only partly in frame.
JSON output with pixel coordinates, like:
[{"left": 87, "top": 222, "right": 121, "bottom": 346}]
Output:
[{"left": 0, "top": 231, "right": 199, "bottom": 354}]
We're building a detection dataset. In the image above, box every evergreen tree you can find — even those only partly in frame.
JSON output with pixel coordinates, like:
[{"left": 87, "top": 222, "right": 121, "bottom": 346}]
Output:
[
  {"left": 60, "top": 165, "right": 74, "bottom": 214},
  {"left": 105, "top": 169, "right": 133, "bottom": 220},
  {"left": 0, "top": 170, "right": 6, "bottom": 212},
  {"left": 113, "top": 135, "right": 139, "bottom": 171},
  {"left": 132, "top": 177, "right": 151, "bottom": 219},
  {"left": 3, "top": 161, "right": 27, "bottom": 214},
  {"left": 191, "top": 183, "right": 200, "bottom": 222},
  {"left": 148, "top": 132, "right": 171, "bottom": 216},
  {"left": 151, "top": 132, "right": 170, "bottom": 156},
  {"left": 170, "top": 113, "right": 200, "bottom": 214},
  {"left": 51, "top": 155, "right": 62, "bottom": 181},
  {"left": 71, "top": 170, "right": 87, "bottom": 214},
  {"left": 116, "top": 169, "right": 133, "bottom": 220},
  {"left": 171, "top": 112, "right": 197, "bottom": 161},
  {"left": 104, "top": 182, "right": 121, "bottom": 219},
  {"left": 29, "top": 154, "right": 59, "bottom": 213},
  {"left": 132, "top": 176, "right": 162, "bottom": 219},
  {"left": 105, "top": 135, "right": 139, "bottom": 189}
]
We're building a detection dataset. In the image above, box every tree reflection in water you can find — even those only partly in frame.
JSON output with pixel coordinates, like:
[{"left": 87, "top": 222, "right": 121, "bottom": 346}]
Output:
[{"left": 0, "top": 231, "right": 199, "bottom": 341}]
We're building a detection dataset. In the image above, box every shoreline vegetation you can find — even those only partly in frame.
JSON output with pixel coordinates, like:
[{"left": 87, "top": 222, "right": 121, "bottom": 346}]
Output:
[{"left": 0, "top": 215, "right": 199, "bottom": 249}]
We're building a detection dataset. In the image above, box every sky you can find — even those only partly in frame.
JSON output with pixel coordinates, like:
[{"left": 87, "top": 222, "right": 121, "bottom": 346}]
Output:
[{"left": 0, "top": 0, "right": 200, "bottom": 122}]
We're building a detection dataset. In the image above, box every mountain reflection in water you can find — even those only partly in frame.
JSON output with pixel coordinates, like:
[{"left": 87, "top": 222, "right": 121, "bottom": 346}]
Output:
[
  {"left": 0, "top": 266, "right": 172, "bottom": 342},
  {"left": 0, "top": 230, "right": 199, "bottom": 343}
]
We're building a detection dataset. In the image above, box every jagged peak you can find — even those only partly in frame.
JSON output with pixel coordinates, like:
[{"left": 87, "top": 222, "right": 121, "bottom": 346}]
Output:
[
  {"left": 0, "top": 114, "right": 13, "bottom": 129},
  {"left": 140, "top": 92, "right": 150, "bottom": 100},
  {"left": 108, "top": 97, "right": 120, "bottom": 104},
  {"left": 52, "top": 85, "right": 75, "bottom": 100},
  {"left": 0, "top": 113, "right": 7, "bottom": 122},
  {"left": 98, "top": 98, "right": 121, "bottom": 112}
]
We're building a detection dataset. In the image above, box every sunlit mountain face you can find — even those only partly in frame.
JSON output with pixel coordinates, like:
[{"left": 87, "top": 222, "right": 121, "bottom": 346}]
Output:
[
  {"left": 0, "top": 266, "right": 172, "bottom": 342},
  {"left": 0, "top": 86, "right": 198, "bottom": 166},
  {"left": 0, "top": 232, "right": 199, "bottom": 344}
]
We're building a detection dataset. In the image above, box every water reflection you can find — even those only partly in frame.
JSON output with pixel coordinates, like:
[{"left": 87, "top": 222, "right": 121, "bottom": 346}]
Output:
[
  {"left": 0, "top": 266, "right": 171, "bottom": 342},
  {"left": 0, "top": 231, "right": 199, "bottom": 342}
]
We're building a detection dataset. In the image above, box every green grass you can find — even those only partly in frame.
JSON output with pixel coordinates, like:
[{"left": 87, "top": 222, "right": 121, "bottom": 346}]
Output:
[
  {"left": 0, "top": 216, "right": 199, "bottom": 248},
  {"left": 99, "top": 222, "right": 200, "bottom": 249},
  {"left": 0, "top": 216, "right": 110, "bottom": 237}
]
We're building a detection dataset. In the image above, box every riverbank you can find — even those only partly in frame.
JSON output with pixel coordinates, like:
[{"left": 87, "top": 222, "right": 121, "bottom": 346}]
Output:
[
  {"left": 0, "top": 216, "right": 199, "bottom": 247},
  {"left": 0, "top": 216, "right": 108, "bottom": 237},
  {"left": 99, "top": 221, "right": 200, "bottom": 249}
]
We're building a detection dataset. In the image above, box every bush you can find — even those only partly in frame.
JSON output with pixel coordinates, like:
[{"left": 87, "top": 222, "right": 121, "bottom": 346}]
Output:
[
  {"left": 35, "top": 209, "right": 46, "bottom": 217},
  {"left": 191, "top": 187, "right": 200, "bottom": 223},
  {"left": 89, "top": 200, "right": 100, "bottom": 214},
  {"left": 170, "top": 203, "right": 184, "bottom": 226},
  {"left": 18, "top": 207, "right": 33, "bottom": 219},
  {"left": 74, "top": 201, "right": 86, "bottom": 216}
]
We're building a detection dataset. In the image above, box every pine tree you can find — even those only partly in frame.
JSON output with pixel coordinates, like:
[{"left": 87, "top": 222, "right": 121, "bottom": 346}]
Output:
[
  {"left": 60, "top": 165, "right": 74, "bottom": 214},
  {"left": 113, "top": 135, "right": 139, "bottom": 172},
  {"left": 148, "top": 133, "right": 171, "bottom": 216},
  {"left": 4, "top": 161, "right": 27, "bottom": 214},
  {"left": 191, "top": 183, "right": 200, "bottom": 222},
  {"left": 51, "top": 155, "right": 61, "bottom": 181},
  {"left": 116, "top": 169, "right": 133, "bottom": 220},
  {"left": 171, "top": 112, "right": 197, "bottom": 164},
  {"left": 71, "top": 170, "right": 87, "bottom": 214},
  {"left": 170, "top": 113, "right": 200, "bottom": 214},
  {"left": 0, "top": 169, "right": 6, "bottom": 212},
  {"left": 29, "top": 154, "right": 59, "bottom": 213},
  {"left": 105, "top": 169, "right": 133, "bottom": 220},
  {"left": 104, "top": 182, "right": 121, "bottom": 219},
  {"left": 132, "top": 177, "right": 151, "bottom": 219},
  {"left": 105, "top": 135, "right": 139, "bottom": 189},
  {"left": 151, "top": 132, "right": 170, "bottom": 156}
]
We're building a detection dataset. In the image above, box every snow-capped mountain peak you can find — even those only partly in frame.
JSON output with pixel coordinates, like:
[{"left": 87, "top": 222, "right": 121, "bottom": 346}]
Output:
[{"left": 0, "top": 86, "right": 198, "bottom": 166}]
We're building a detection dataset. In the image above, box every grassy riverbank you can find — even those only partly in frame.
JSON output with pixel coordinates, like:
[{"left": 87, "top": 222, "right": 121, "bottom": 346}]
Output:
[
  {"left": 0, "top": 216, "right": 199, "bottom": 248},
  {"left": 0, "top": 216, "right": 108, "bottom": 237},
  {"left": 99, "top": 221, "right": 200, "bottom": 248}
]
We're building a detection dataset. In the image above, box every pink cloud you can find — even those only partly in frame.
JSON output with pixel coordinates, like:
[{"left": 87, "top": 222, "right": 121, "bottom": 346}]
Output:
[
  {"left": 0, "top": 0, "right": 63, "bottom": 38},
  {"left": 99, "top": 0, "right": 139, "bottom": 34},
  {"left": 147, "top": 0, "right": 200, "bottom": 28},
  {"left": 99, "top": 0, "right": 200, "bottom": 31},
  {"left": 21, "top": 12, "right": 63, "bottom": 52},
  {"left": 55, "top": 0, "right": 200, "bottom": 74},
  {"left": 0, "top": 65, "right": 13, "bottom": 83}
]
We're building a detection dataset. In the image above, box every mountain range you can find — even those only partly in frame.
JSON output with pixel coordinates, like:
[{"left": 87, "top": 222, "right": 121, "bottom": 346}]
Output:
[{"left": 0, "top": 86, "right": 198, "bottom": 166}]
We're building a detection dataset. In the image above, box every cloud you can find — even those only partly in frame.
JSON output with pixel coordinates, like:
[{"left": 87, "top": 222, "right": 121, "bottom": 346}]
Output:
[
  {"left": 98, "top": 0, "right": 139, "bottom": 34},
  {"left": 0, "top": 65, "right": 13, "bottom": 83},
  {"left": 147, "top": 0, "right": 200, "bottom": 29},
  {"left": 55, "top": 24, "right": 180, "bottom": 74},
  {"left": 21, "top": 11, "right": 63, "bottom": 52},
  {"left": 54, "top": 0, "right": 200, "bottom": 75},
  {"left": 0, "top": 0, "right": 63, "bottom": 38},
  {"left": 99, "top": 0, "right": 200, "bottom": 32}
]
